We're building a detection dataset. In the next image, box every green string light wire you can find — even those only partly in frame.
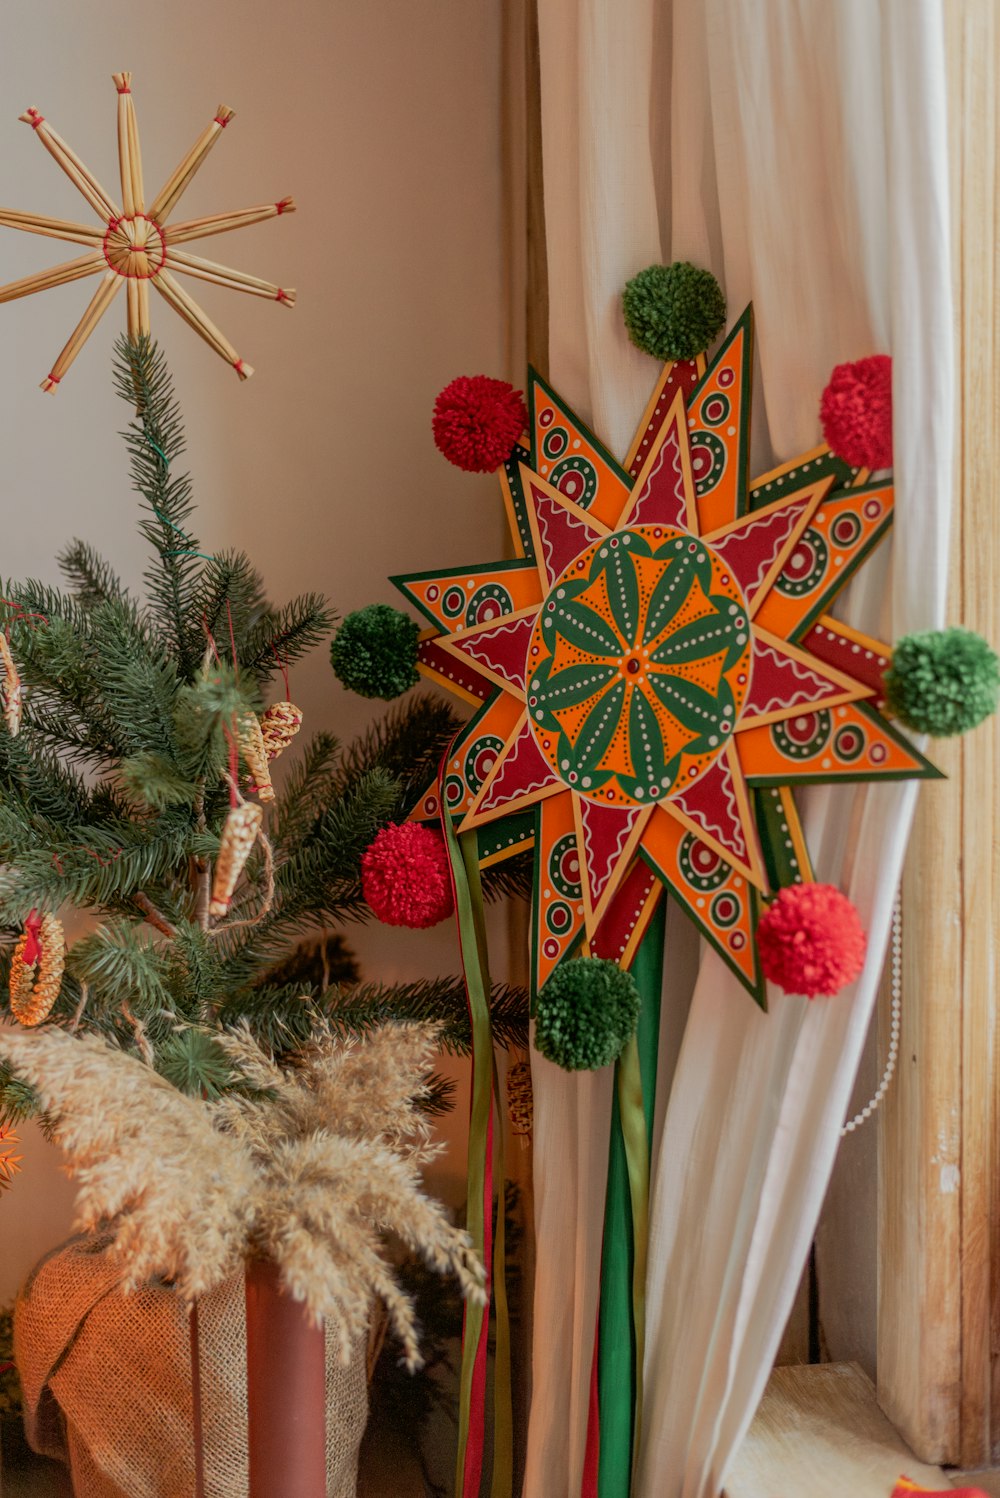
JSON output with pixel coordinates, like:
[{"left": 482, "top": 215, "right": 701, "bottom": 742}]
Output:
[{"left": 144, "top": 435, "right": 215, "bottom": 563}]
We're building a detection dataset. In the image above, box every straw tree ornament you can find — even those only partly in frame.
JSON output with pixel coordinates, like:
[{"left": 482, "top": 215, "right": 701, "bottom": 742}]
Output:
[
  {"left": 259, "top": 700, "right": 303, "bottom": 761},
  {"left": 210, "top": 801, "right": 264, "bottom": 918},
  {"left": 237, "top": 712, "right": 275, "bottom": 803},
  {"left": 9, "top": 911, "right": 66, "bottom": 1027},
  {"left": 0, "top": 72, "right": 296, "bottom": 391},
  {"left": 0, "top": 633, "right": 22, "bottom": 736}
]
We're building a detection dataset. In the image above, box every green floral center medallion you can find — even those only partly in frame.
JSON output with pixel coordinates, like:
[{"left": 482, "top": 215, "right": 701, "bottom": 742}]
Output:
[{"left": 526, "top": 525, "right": 752, "bottom": 807}]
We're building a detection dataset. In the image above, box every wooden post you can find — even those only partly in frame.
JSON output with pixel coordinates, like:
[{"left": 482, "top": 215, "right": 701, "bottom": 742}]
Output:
[
  {"left": 876, "top": 0, "right": 1000, "bottom": 1467},
  {"left": 502, "top": 3, "right": 546, "bottom": 1489},
  {"left": 245, "top": 1258, "right": 327, "bottom": 1497}
]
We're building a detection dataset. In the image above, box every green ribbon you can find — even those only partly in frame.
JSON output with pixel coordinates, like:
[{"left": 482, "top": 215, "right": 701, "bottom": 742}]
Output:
[
  {"left": 491, "top": 1055, "right": 513, "bottom": 1498},
  {"left": 597, "top": 900, "right": 665, "bottom": 1497},
  {"left": 443, "top": 816, "right": 512, "bottom": 1498}
]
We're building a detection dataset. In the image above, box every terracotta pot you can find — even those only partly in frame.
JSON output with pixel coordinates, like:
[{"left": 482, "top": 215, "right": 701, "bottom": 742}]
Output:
[{"left": 245, "top": 1258, "right": 328, "bottom": 1498}]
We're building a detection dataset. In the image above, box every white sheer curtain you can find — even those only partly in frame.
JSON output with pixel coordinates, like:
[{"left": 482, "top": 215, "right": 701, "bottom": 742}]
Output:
[{"left": 524, "top": 3, "right": 953, "bottom": 1495}]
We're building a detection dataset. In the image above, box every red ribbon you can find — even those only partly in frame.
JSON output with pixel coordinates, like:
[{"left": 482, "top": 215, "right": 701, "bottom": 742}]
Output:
[
  {"left": 225, "top": 600, "right": 239, "bottom": 678},
  {"left": 581, "top": 1317, "right": 601, "bottom": 1496},
  {"left": 894, "top": 1483, "right": 989, "bottom": 1498},
  {"left": 269, "top": 643, "right": 291, "bottom": 700},
  {"left": 224, "top": 722, "right": 240, "bottom": 807},
  {"left": 22, "top": 909, "right": 42, "bottom": 966}
]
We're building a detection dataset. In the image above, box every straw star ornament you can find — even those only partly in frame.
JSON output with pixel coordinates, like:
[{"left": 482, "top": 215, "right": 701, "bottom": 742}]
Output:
[{"left": 0, "top": 73, "right": 295, "bottom": 391}]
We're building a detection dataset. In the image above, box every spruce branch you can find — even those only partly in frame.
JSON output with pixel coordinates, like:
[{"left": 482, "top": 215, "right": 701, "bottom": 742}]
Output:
[
  {"left": 19, "top": 703, "right": 123, "bottom": 768},
  {"left": 317, "top": 979, "right": 530, "bottom": 1055},
  {"left": 114, "top": 335, "right": 202, "bottom": 675},
  {"left": 269, "top": 766, "right": 400, "bottom": 926},
  {"left": 270, "top": 733, "right": 342, "bottom": 855},
  {"left": 0, "top": 1062, "right": 40, "bottom": 1128},
  {"left": 240, "top": 593, "right": 337, "bottom": 683},
  {"left": 0, "top": 727, "right": 93, "bottom": 832},
  {"left": 86, "top": 599, "right": 181, "bottom": 758},
  {"left": 158, "top": 1029, "right": 235, "bottom": 1099},
  {"left": 256, "top": 931, "right": 359, "bottom": 993},
  {"left": 187, "top": 550, "right": 269, "bottom": 670},
  {"left": 58, "top": 540, "right": 126, "bottom": 611},
  {"left": 163, "top": 919, "right": 226, "bottom": 1015},
  {"left": 7, "top": 609, "right": 130, "bottom": 761},
  {"left": 335, "top": 693, "right": 461, "bottom": 819},
  {"left": 215, "top": 976, "right": 529, "bottom": 1060},
  {"left": 173, "top": 664, "right": 259, "bottom": 785},
  {"left": 120, "top": 751, "right": 200, "bottom": 810},
  {"left": 67, "top": 919, "right": 173, "bottom": 1016},
  {"left": 0, "top": 814, "right": 194, "bottom": 920}
]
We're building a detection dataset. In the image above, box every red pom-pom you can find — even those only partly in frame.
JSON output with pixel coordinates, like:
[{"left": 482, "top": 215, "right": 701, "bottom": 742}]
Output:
[
  {"left": 757, "top": 883, "right": 867, "bottom": 998},
  {"left": 819, "top": 354, "right": 893, "bottom": 470},
  {"left": 432, "top": 375, "right": 527, "bottom": 473},
  {"left": 361, "top": 822, "right": 455, "bottom": 929}
]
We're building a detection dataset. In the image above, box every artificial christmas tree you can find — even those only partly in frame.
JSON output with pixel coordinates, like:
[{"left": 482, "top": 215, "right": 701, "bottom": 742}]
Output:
[
  {"left": 0, "top": 337, "right": 528, "bottom": 1496},
  {"left": 0, "top": 335, "right": 525, "bottom": 1098}
]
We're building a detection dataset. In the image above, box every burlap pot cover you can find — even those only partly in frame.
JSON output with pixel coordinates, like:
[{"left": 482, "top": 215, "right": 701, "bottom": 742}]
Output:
[{"left": 14, "top": 1234, "right": 369, "bottom": 1498}]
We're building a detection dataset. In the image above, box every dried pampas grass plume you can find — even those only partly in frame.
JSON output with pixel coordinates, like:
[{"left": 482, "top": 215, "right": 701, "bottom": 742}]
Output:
[
  {"left": 0, "top": 1027, "right": 255, "bottom": 1298},
  {"left": 0, "top": 1022, "right": 483, "bottom": 1368}
]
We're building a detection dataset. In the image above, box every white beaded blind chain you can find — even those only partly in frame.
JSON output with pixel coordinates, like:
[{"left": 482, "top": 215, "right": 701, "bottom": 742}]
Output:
[{"left": 841, "top": 894, "right": 902, "bottom": 1137}]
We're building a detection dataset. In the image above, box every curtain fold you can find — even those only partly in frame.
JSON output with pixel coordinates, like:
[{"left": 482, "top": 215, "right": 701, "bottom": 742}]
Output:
[
  {"left": 524, "top": 1, "right": 661, "bottom": 1492},
  {"left": 526, "top": 2, "right": 953, "bottom": 1494}
]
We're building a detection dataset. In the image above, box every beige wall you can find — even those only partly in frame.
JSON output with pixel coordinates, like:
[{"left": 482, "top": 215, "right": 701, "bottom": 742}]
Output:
[{"left": 0, "top": 0, "right": 508, "bottom": 1300}]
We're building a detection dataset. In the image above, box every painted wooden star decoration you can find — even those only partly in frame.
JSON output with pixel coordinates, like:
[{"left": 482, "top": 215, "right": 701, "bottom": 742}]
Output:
[
  {"left": 397, "top": 309, "right": 940, "bottom": 1003},
  {"left": 0, "top": 73, "right": 295, "bottom": 392}
]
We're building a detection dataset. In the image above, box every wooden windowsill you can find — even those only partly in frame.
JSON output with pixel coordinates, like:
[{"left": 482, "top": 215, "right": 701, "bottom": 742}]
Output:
[{"left": 727, "top": 1363, "right": 954, "bottom": 1496}]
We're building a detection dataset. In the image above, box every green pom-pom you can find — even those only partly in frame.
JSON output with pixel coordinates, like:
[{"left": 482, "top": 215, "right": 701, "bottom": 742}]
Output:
[
  {"left": 885, "top": 627, "right": 1000, "bottom": 737},
  {"left": 622, "top": 261, "right": 726, "bottom": 362},
  {"left": 533, "top": 956, "right": 641, "bottom": 1072},
  {"left": 331, "top": 604, "right": 420, "bottom": 700}
]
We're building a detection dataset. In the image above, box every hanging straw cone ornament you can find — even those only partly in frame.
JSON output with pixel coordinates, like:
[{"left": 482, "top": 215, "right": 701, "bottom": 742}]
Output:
[
  {"left": 9, "top": 911, "right": 65, "bottom": 1027},
  {"left": 0, "top": 72, "right": 296, "bottom": 391},
  {"left": 210, "top": 802, "right": 264, "bottom": 918},
  {"left": 0, "top": 633, "right": 22, "bottom": 736},
  {"left": 238, "top": 713, "right": 275, "bottom": 803},
  {"left": 259, "top": 700, "right": 303, "bottom": 762}
]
